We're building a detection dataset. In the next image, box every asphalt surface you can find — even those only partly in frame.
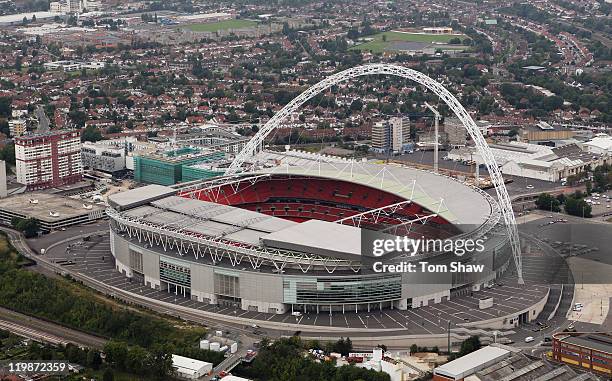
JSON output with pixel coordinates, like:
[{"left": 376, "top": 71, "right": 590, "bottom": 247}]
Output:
[
  {"left": 3, "top": 211, "right": 610, "bottom": 355},
  {"left": 392, "top": 150, "right": 561, "bottom": 197},
  {"left": 36, "top": 227, "right": 554, "bottom": 338}
]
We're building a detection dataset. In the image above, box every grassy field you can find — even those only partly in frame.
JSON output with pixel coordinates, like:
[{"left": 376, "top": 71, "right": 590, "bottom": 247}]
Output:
[
  {"left": 350, "top": 31, "right": 468, "bottom": 53},
  {"left": 185, "top": 19, "right": 258, "bottom": 32}
]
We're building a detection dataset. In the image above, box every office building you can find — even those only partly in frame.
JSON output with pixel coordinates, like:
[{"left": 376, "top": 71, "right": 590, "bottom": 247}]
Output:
[
  {"left": 50, "top": 0, "right": 83, "bottom": 14},
  {"left": 133, "top": 147, "right": 225, "bottom": 185},
  {"left": 81, "top": 141, "right": 126, "bottom": 174},
  {"left": 371, "top": 116, "right": 411, "bottom": 154},
  {"left": 15, "top": 130, "right": 83, "bottom": 190}
]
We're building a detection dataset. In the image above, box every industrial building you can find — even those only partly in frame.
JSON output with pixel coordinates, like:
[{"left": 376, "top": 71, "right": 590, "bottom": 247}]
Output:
[
  {"left": 434, "top": 345, "right": 515, "bottom": 381},
  {"left": 583, "top": 134, "right": 612, "bottom": 155},
  {"left": 434, "top": 343, "right": 600, "bottom": 381},
  {"left": 15, "top": 130, "right": 83, "bottom": 190},
  {"left": 133, "top": 147, "right": 225, "bottom": 185},
  {"left": 448, "top": 141, "right": 610, "bottom": 182},
  {"left": 171, "top": 354, "right": 212, "bottom": 380},
  {"left": 552, "top": 332, "right": 612, "bottom": 377},
  {"left": 0, "top": 193, "right": 104, "bottom": 232}
]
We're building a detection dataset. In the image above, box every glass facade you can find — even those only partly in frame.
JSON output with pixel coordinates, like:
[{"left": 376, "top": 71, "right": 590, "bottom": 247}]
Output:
[
  {"left": 159, "top": 257, "right": 191, "bottom": 287},
  {"left": 283, "top": 275, "right": 402, "bottom": 305},
  {"left": 134, "top": 150, "right": 224, "bottom": 185}
]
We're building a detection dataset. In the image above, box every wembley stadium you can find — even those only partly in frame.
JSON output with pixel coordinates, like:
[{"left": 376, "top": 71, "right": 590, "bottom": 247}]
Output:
[{"left": 107, "top": 156, "right": 513, "bottom": 316}]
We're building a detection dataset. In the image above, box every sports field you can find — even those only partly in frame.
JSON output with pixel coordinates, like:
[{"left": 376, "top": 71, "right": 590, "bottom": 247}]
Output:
[
  {"left": 350, "top": 31, "right": 468, "bottom": 53},
  {"left": 185, "top": 19, "right": 258, "bottom": 32}
]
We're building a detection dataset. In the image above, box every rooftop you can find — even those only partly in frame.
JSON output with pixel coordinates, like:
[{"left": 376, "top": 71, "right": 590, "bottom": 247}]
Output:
[
  {"left": 559, "top": 333, "right": 612, "bottom": 354},
  {"left": 171, "top": 354, "right": 212, "bottom": 375},
  {"left": 262, "top": 219, "right": 362, "bottom": 259},
  {"left": 139, "top": 146, "right": 220, "bottom": 164},
  {"left": 107, "top": 184, "right": 177, "bottom": 211},
  {"left": 434, "top": 345, "right": 511, "bottom": 379},
  {"left": 121, "top": 195, "right": 303, "bottom": 247},
  {"left": 0, "top": 193, "right": 103, "bottom": 222}
]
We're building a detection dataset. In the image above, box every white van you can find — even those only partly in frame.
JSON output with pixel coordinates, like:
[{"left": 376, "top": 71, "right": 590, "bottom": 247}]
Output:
[{"left": 525, "top": 336, "right": 535, "bottom": 343}]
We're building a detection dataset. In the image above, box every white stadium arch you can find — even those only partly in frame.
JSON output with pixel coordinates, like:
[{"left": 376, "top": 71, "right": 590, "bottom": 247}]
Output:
[{"left": 227, "top": 63, "right": 524, "bottom": 284}]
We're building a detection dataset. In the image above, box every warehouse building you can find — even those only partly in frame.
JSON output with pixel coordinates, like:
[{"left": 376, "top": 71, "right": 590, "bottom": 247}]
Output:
[
  {"left": 171, "top": 354, "right": 212, "bottom": 380},
  {"left": 448, "top": 141, "right": 609, "bottom": 182},
  {"left": 433, "top": 343, "right": 598, "bottom": 381}
]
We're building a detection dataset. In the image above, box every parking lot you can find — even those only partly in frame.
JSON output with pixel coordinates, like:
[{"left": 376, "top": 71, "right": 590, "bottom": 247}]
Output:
[{"left": 39, "top": 227, "right": 551, "bottom": 337}]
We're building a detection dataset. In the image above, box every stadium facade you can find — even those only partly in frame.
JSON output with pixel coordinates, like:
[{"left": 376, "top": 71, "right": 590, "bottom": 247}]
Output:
[{"left": 107, "top": 159, "right": 513, "bottom": 315}]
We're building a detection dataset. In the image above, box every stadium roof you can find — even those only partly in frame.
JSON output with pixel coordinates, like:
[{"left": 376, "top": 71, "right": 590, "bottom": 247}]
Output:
[
  {"left": 257, "top": 161, "right": 493, "bottom": 228},
  {"left": 122, "top": 196, "right": 301, "bottom": 246},
  {"left": 108, "top": 184, "right": 176, "bottom": 211},
  {"left": 262, "top": 220, "right": 362, "bottom": 259}
]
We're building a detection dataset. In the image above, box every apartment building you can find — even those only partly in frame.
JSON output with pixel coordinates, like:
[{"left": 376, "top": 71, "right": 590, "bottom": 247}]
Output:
[{"left": 15, "top": 130, "right": 83, "bottom": 190}]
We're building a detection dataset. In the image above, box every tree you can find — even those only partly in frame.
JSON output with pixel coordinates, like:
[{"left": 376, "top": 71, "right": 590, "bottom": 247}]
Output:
[
  {"left": 0, "top": 119, "right": 9, "bottom": 136},
  {"left": 565, "top": 197, "right": 591, "bottom": 218},
  {"left": 0, "top": 97, "right": 11, "bottom": 118},
  {"left": 102, "top": 368, "right": 114, "bottom": 381},
  {"left": 410, "top": 344, "right": 418, "bottom": 354},
  {"left": 449, "top": 336, "right": 481, "bottom": 360},
  {"left": 0, "top": 143, "right": 16, "bottom": 165},
  {"left": 350, "top": 99, "right": 363, "bottom": 112},
  {"left": 125, "top": 346, "right": 149, "bottom": 375},
  {"left": 86, "top": 349, "right": 102, "bottom": 370},
  {"left": 106, "top": 125, "right": 122, "bottom": 134},
  {"left": 14, "top": 56, "right": 22, "bottom": 71},
  {"left": 535, "top": 193, "right": 561, "bottom": 212},
  {"left": 81, "top": 125, "right": 102, "bottom": 142},
  {"left": 11, "top": 217, "right": 39, "bottom": 238},
  {"left": 104, "top": 341, "right": 128, "bottom": 370}
]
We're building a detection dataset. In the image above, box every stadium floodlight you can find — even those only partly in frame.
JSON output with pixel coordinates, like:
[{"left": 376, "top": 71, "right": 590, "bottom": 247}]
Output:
[{"left": 227, "top": 63, "right": 523, "bottom": 284}]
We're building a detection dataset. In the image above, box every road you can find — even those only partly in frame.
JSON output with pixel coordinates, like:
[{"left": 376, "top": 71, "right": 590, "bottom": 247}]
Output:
[
  {"left": 204, "top": 334, "right": 258, "bottom": 381},
  {"left": 35, "top": 105, "right": 50, "bottom": 133}
]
